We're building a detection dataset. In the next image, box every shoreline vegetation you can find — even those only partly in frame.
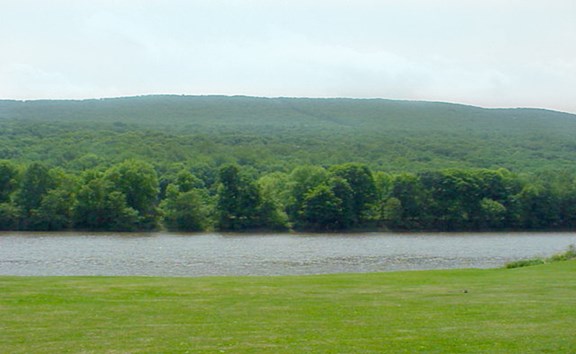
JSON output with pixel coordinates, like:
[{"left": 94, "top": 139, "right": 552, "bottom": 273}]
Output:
[
  {"left": 505, "top": 244, "right": 576, "bottom": 268},
  {"left": 1, "top": 160, "right": 576, "bottom": 233},
  {"left": 2, "top": 259, "right": 575, "bottom": 352}
]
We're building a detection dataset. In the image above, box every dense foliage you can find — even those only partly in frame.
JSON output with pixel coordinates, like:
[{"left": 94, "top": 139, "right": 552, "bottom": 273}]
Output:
[
  {"left": 1, "top": 95, "right": 575, "bottom": 232},
  {"left": 1, "top": 159, "right": 576, "bottom": 232},
  {"left": 2, "top": 96, "right": 576, "bottom": 174}
]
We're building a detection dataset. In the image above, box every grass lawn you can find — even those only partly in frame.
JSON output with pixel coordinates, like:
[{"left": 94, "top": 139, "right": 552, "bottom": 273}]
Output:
[{"left": 1, "top": 261, "right": 575, "bottom": 353}]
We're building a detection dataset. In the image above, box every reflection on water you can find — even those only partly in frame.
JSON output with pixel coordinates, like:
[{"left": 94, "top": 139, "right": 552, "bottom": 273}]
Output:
[{"left": 0, "top": 232, "right": 574, "bottom": 277}]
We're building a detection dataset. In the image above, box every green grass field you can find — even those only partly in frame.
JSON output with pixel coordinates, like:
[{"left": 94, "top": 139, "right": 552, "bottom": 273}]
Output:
[{"left": 1, "top": 262, "right": 575, "bottom": 353}]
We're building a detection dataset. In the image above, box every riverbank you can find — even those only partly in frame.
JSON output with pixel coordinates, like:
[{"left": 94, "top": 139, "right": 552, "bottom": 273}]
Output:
[{"left": 2, "top": 261, "right": 575, "bottom": 353}]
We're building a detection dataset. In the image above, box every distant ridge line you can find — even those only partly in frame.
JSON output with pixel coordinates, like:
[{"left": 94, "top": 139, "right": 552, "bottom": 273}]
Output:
[{"left": 1, "top": 94, "right": 574, "bottom": 116}]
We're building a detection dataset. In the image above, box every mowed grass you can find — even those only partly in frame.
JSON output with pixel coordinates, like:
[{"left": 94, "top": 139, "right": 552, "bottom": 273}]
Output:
[{"left": 1, "top": 262, "right": 575, "bottom": 353}]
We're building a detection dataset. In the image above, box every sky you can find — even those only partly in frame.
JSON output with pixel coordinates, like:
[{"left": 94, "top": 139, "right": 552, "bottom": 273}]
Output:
[{"left": 1, "top": 0, "right": 575, "bottom": 113}]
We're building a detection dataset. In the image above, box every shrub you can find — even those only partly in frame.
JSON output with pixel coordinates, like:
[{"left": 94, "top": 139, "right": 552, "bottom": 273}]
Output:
[
  {"left": 505, "top": 245, "right": 576, "bottom": 269},
  {"left": 549, "top": 245, "right": 576, "bottom": 262},
  {"left": 505, "top": 258, "right": 546, "bottom": 269}
]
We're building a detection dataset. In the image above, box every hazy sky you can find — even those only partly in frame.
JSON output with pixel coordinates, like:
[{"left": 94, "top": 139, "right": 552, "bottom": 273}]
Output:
[{"left": 1, "top": 0, "right": 575, "bottom": 113}]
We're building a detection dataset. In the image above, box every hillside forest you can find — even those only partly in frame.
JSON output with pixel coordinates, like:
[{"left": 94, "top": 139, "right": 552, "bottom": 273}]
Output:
[{"left": 1, "top": 96, "right": 576, "bottom": 232}]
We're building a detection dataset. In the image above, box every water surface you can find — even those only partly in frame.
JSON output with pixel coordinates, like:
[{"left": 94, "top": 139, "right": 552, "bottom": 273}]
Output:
[{"left": 0, "top": 232, "right": 574, "bottom": 277}]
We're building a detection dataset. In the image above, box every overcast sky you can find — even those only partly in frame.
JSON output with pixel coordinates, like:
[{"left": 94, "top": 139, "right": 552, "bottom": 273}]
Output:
[{"left": 1, "top": 0, "right": 575, "bottom": 113}]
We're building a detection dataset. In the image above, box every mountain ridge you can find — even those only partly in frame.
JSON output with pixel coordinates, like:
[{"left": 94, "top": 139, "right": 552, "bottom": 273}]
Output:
[
  {"left": 1, "top": 95, "right": 575, "bottom": 135},
  {"left": 1, "top": 94, "right": 573, "bottom": 115},
  {"left": 0, "top": 95, "right": 575, "bottom": 173}
]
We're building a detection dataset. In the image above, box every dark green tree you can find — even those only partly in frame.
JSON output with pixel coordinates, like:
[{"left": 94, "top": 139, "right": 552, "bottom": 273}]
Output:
[
  {"left": 216, "top": 165, "right": 261, "bottom": 231},
  {"left": 381, "top": 197, "right": 403, "bottom": 229},
  {"left": 419, "top": 169, "right": 514, "bottom": 230},
  {"left": 328, "top": 177, "right": 355, "bottom": 229},
  {"left": 285, "top": 165, "right": 328, "bottom": 220},
  {"left": 161, "top": 183, "right": 210, "bottom": 232},
  {"left": 0, "top": 160, "right": 19, "bottom": 203},
  {"left": 0, "top": 202, "right": 20, "bottom": 230},
  {"left": 105, "top": 160, "right": 160, "bottom": 230},
  {"left": 30, "top": 169, "right": 79, "bottom": 230},
  {"left": 296, "top": 176, "right": 355, "bottom": 231},
  {"left": 15, "top": 163, "right": 55, "bottom": 215},
  {"left": 299, "top": 184, "right": 344, "bottom": 231},
  {"left": 14, "top": 163, "right": 57, "bottom": 229},
  {"left": 329, "top": 163, "right": 377, "bottom": 226},
  {"left": 389, "top": 173, "right": 430, "bottom": 229},
  {"left": 33, "top": 188, "right": 76, "bottom": 230},
  {"left": 478, "top": 198, "right": 507, "bottom": 230},
  {"left": 73, "top": 177, "right": 138, "bottom": 231},
  {"left": 420, "top": 170, "right": 470, "bottom": 230},
  {"left": 0, "top": 161, "right": 21, "bottom": 230},
  {"left": 513, "top": 184, "right": 560, "bottom": 229}
]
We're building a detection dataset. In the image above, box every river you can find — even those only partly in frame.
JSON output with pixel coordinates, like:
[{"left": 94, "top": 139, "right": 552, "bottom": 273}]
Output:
[{"left": 0, "top": 232, "right": 574, "bottom": 277}]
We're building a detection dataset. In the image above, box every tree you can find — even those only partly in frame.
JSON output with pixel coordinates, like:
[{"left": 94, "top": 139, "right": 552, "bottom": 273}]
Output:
[
  {"left": 381, "top": 197, "right": 403, "bottom": 229},
  {"left": 105, "top": 160, "right": 160, "bottom": 230},
  {"left": 0, "top": 161, "right": 21, "bottom": 230},
  {"left": 174, "top": 170, "right": 205, "bottom": 192},
  {"left": 29, "top": 168, "right": 79, "bottom": 230},
  {"left": 14, "top": 163, "right": 57, "bottom": 229},
  {"left": 159, "top": 169, "right": 211, "bottom": 231},
  {"left": 258, "top": 172, "right": 290, "bottom": 210},
  {"left": 73, "top": 177, "right": 138, "bottom": 231},
  {"left": 216, "top": 165, "right": 262, "bottom": 231},
  {"left": 0, "top": 160, "right": 19, "bottom": 203},
  {"left": 374, "top": 171, "right": 393, "bottom": 201},
  {"left": 329, "top": 163, "right": 377, "bottom": 226},
  {"left": 256, "top": 197, "right": 289, "bottom": 231},
  {"left": 557, "top": 178, "right": 576, "bottom": 229},
  {"left": 327, "top": 177, "right": 355, "bottom": 229},
  {"left": 478, "top": 198, "right": 507, "bottom": 230},
  {"left": 513, "top": 184, "right": 560, "bottom": 229},
  {"left": 33, "top": 188, "right": 76, "bottom": 230},
  {"left": 0, "top": 202, "right": 19, "bottom": 230},
  {"left": 296, "top": 176, "right": 355, "bottom": 231},
  {"left": 419, "top": 169, "right": 513, "bottom": 230},
  {"left": 15, "top": 163, "right": 55, "bottom": 215},
  {"left": 389, "top": 173, "right": 429, "bottom": 229},
  {"left": 285, "top": 165, "right": 328, "bottom": 220},
  {"left": 257, "top": 172, "right": 290, "bottom": 230},
  {"left": 300, "top": 184, "right": 344, "bottom": 231},
  {"left": 161, "top": 183, "right": 210, "bottom": 232},
  {"left": 420, "top": 170, "right": 472, "bottom": 230}
]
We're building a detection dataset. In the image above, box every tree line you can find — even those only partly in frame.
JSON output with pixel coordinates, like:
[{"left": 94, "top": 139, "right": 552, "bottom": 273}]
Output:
[{"left": 1, "top": 159, "right": 575, "bottom": 232}]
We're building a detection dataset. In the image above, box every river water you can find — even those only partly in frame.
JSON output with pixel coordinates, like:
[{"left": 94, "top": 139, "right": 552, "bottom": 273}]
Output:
[{"left": 0, "top": 232, "right": 574, "bottom": 277}]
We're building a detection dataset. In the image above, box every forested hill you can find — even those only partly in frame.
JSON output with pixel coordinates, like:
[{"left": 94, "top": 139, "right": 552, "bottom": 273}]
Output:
[
  {"left": 1, "top": 95, "right": 575, "bottom": 132},
  {"left": 1, "top": 95, "right": 575, "bottom": 172},
  {"left": 2, "top": 95, "right": 576, "bottom": 232}
]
